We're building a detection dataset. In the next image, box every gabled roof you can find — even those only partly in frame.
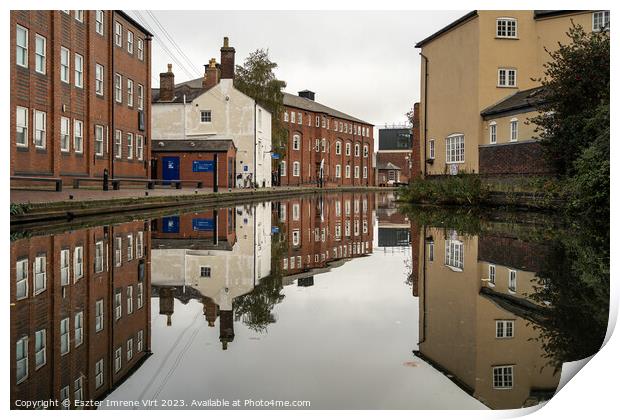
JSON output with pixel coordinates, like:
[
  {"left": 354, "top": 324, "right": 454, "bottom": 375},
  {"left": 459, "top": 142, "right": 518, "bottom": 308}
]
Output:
[
  {"left": 152, "top": 83, "right": 209, "bottom": 103},
  {"left": 377, "top": 162, "right": 401, "bottom": 171},
  {"left": 415, "top": 11, "right": 478, "bottom": 48},
  {"left": 282, "top": 92, "right": 371, "bottom": 125},
  {"left": 152, "top": 139, "right": 235, "bottom": 152},
  {"left": 480, "top": 86, "right": 547, "bottom": 119}
]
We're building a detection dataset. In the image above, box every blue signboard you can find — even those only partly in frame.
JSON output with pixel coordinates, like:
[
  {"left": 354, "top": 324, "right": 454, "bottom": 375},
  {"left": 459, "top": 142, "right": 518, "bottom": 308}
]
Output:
[
  {"left": 271, "top": 153, "right": 280, "bottom": 159},
  {"left": 192, "top": 218, "right": 215, "bottom": 231},
  {"left": 192, "top": 160, "right": 215, "bottom": 172},
  {"left": 161, "top": 216, "right": 180, "bottom": 233},
  {"left": 271, "top": 226, "right": 280, "bottom": 234}
]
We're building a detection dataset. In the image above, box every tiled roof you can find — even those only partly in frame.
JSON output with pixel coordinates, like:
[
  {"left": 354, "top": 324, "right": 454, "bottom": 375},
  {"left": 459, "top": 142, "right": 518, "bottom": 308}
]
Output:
[
  {"left": 377, "top": 162, "right": 401, "bottom": 171},
  {"left": 480, "top": 86, "right": 547, "bottom": 118},
  {"left": 151, "top": 139, "right": 235, "bottom": 152},
  {"left": 282, "top": 92, "right": 370, "bottom": 125},
  {"left": 152, "top": 83, "right": 209, "bottom": 103}
]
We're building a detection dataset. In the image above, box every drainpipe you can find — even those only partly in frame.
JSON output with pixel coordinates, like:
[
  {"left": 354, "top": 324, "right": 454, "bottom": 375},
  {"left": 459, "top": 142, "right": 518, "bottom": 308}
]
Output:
[
  {"left": 254, "top": 103, "right": 257, "bottom": 187},
  {"left": 420, "top": 53, "right": 429, "bottom": 178},
  {"left": 110, "top": 12, "right": 116, "bottom": 182}
]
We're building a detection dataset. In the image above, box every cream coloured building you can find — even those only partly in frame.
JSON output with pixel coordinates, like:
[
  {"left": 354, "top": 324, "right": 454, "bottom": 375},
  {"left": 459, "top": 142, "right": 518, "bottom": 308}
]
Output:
[{"left": 416, "top": 10, "right": 609, "bottom": 176}]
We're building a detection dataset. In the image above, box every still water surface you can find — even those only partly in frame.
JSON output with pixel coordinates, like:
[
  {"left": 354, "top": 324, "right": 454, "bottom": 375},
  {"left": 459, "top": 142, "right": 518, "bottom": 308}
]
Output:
[{"left": 10, "top": 192, "right": 608, "bottom": 410}]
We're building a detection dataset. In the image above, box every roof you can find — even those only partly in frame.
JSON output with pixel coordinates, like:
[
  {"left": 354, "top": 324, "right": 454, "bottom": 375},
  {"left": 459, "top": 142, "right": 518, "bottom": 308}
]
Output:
[
  {"left": 480, "top": 86, "right": 547, "bottom": 118},
  {"left": 377, "top": 162, "right": 401, "bottom": 171},
  {"left": 282, "top": 92, "right": 371, "bottom": 125},
  {"left": 533, "top": 10, "right": 589, "bottom": 19},
  {"left": 151, "top": 139, "right": 235, "bottom": 152},
  {"left": 415, "top": 11, "right": 478, "bottom": 48},
  {"left": 152, "top": 83, "right": 209, "bottom": 103},
  {"left": 116, "top": 11, "right": 154, "bottom": 37}
]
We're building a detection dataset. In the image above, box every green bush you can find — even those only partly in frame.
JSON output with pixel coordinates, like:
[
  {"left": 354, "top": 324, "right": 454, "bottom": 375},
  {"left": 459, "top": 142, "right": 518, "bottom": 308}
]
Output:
[{"left": 398, "top": 174, "right": 490, "bottom": 206}]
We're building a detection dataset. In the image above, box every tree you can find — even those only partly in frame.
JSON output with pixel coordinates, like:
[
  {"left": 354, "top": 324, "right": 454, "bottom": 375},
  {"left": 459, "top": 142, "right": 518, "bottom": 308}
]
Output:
[{"left": 234, "top": 49, "right": 288, "bottom": 154}]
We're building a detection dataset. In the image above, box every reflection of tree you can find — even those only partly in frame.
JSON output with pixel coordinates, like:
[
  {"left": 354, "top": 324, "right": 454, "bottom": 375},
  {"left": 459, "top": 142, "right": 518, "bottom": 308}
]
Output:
[{"left": 528, "top": 225, "right": 609, "bottom": 372}]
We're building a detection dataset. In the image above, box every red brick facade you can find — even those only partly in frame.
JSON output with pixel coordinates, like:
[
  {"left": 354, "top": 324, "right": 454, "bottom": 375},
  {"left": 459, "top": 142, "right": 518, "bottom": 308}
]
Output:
[
  {"left": 278, "top": 98, "right": 374, "bottom": 187},
  {"left": 411, "top": 103, "right": 422, "bottom": 179},
  {"left": 10, "top": 10, "right": 152, "bottom": 185},
  {"left": 10, "top": 220, "right": 151, "bottom": 408},
  {"left": 478, "top": 141, "right": 552, "bottom": 176}
]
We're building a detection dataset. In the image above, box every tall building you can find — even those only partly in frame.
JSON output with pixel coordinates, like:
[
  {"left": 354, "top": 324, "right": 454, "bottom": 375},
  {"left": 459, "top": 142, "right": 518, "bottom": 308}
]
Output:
[
  {"left": 10, "top": 10, "right": 153, "bottom": 187},
  {"left": 278, "top": 91, "right": 375, "bottom": 187},
  {"left": 10, "top": 220, "right": 151, "bottom": 408},
  {"left": 376, "top": 126, "right": 413, "bottom": 185},
  {"left": 151, "top": 38, "right": 272, "bottom": 189},
  {"left": 416, "top": 10, "right": 609, "bottom": 177}
]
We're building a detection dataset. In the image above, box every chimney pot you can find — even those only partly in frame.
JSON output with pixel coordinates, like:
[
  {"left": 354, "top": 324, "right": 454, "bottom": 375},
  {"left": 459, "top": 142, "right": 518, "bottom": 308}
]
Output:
[{"left": 202, "top": 58, "right": 220, "bottom": 89}]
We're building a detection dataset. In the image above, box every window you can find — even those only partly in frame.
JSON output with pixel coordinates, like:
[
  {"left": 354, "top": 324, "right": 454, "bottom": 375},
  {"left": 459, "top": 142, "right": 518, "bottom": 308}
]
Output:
[
  {"left": 496, "top": 18, "right": 517, "bottom": 38},
  {"left": 115, "top": 290, "right": 122, "bottom": 320},
  {"left": 508, "top": 270, "right": 517, "bottom": 292},
  {"left": 354, "top": 144, "right": 360, "bottom": 157},
  {"left": 114, "top": 347, "right": 122, "bottom": 372},
  {"left": 137, "top": 330, "right": 144, "bottom": 352},
  {"left": 293, "top": 161, "right": 300, "bottom": 177},
  {"left": 322, "top": 138, "right": 326, "bottom": 152},
  {"left": 115, "top": 22, "right": 122, "bottom": 46},
  {"left": 510, "top": 119, "right": 518, "bottom": 142},
  {"left": 316, "top": 116, "right": 320, "bottom": 127},
  {"left": 315, "top": 139, "right": 320, "bottom": 152},
  {"left": 75, "top": 10, "right": 84, "bottom": 22},
  {"left": 345, "top": 142, "right": 351, "bottom": 156},
  {"left": 74, "top": 311, "right": 84, "bottom": 347},
  {"left": 115, "top": 73, "right": 122, "bottom": 103},
  {"left": 127, "top": 79, "right": 134, "bottom": 107},
  {"left": 200, "top": 266, "right": 211, "bottom": 278},
  {"left": 60, "top": 386, "right": 70, "bottom": 409},
  {"left": 74, "top": 53, "right": 83, "bottom": 87},
  {"left": 60, "top": 248, "right": 70, "bottom": 285},
  {"left": 292, "top": 134, "right": 300, "bottom": 150},
  {"left": 127, "top": 234, "right": 134, "bottom": 261},
  {"left": 115, "top": 236, "right": 122, "bottom": 266},
  {"left": 60, "top": 317, "right": 70, "bottom": 355},
  {"left": 292, "top": 203, "right": 300, "bottom": 221},
  {"left": 335, "top": 141, "right": 342, "bottom": 155},
  {"left": 115, "top": 130, "right": 122, "bottom": 158},
  {"left": 127, "top": 133, "right": 134, "bottom": 159},
  {"left": 488, "top": 264, "right": 496, "bottom": 286},
  {"left": 496, "top": 320, "right": 514, "bottom": 338},
  {"left": 335, "top": 164, "right": 341, "bottom": 178},
  {"left": 363, "top": 145, "right": 369, "bottom": 157},
  {"left": 445, "top": 134, "right": 464, "bottom": 164},
  {"left": 16, "top": 25, "right": 28, "bottom": 68},
  {"left": 60, "top": 117, "right": 70, "bottom": 152},
  {"left": 16, "top": 258, "right": 28, "bottom": 300},
  {"left": 498, "top": 68, "right": 517, "bottom": 87},
  {"left": 94, "top": 125, "right": 104, "bottom": 156},
  {"left": 593, "top": 11, "right": 610, "bottom": 32},
  {"left": 35, "top": 329, "right": 46, "bottom": 368},
  {"left": 95, "top": 299, "right": 104, "bottom": 332},
  {"left": 73, "top": 246, "right": 84, "bottom": 282},
  {"left": 283, "top": 258, "right": 288, "bottom": 270},
  {"left": 429, "top": 138, "right": 435, "bottom": 159},
  {"left": 74, "top": 376, "right": 83, "bottom": 402},
  {"left": 200, "top": 110, "right": 212, "bottom": 122},
  {"left": 428, "top": 242, "right": 434, "bottom": 261},
  {"left": 363, "top": 166, "right": 368, "bottom": 179},
  {"left": 16, "top": 336, "right": 28, "bottom": 383},
  {"left": 16, "top": 107, "right": 28, "bottom": 147},
  {"left": 298, "top": 112, "right": 302, "bottom": 125},
  {"left": 445, "top": 239, "right": 464, "bottom": 270},
  {"left": 345, "top": 165, "right": 351, "bottom": 178},
  {"left": 339, "top": 122, "right": 343, "bottom": 132},
  {"left": 489, "top": 122, "right": 497, "bottom": 144},
  {"left": 95, "top": 241, "right": 104, "bottom": 273},
  {"left": 74, "top": 119, "right": 83, "bottom": 153},
  {"left": 127, "top": 285, "right": 134, "bottom": 314},
  {"left": 127, "top": 338, "right": 134, "bottom": 360},
  {"left": 280, "top": 161, "right": 286, "bottom": 176},
  {"left": 95, "top": 359, "right": 104, "bottom": 388},
  {"left": 138, "top": 84, "right": 144, "bottom": 110},
  {"left": 34, "top": 110, "right": 46, "bottom": 149},
  {"left": 292, "top": 229, "right": 300, "bottom": 246},
  {"left": 322, "top": 116, "right": 326, "bottom": 128},
  {"left": 354, "top": 166, "right": 360, "bottom": 179},
  {"left": 34, "top": 254, "right": 47, "bottom": 294},
  {"left": 127, "top": 30, "right": 134, "bottom": 54},
  {"left": 289, "top": 257, "right": 295, "bottom": 269},
  {"left": 283, "top": 111, "right": 288, "bottom": 122},
  {"left": 136, "top": 135, "right": 144, "bottom": 161},
  {"left": 95, "top": 63, "right": 104, "bottom": 95},
  {"left": 60, "top": 47, "right": 70, "bottom": 83},
  {"left": 493, "top": 366, "right": 514, "bottom": 389},
  {"left": 95, "top": 11, "right": 104, "bottom": 35},
  {"left": 137, "top": 282, "right": 144, "bottom": 308},
  {"left": 35, "top": 34, "right": 46, "bottom": 74},
  {"left": 137, "top": 38, "right": 144, "bottom": 60}
]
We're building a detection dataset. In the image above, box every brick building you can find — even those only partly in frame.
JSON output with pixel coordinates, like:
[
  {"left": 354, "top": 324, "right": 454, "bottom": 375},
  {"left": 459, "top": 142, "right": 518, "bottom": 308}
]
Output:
[
  {"left": 278, "top": 91, "right": 375, "bottom": 187},
  {"left": 10, "top": 10, "right": 152, "bottom": 188},
  {"left": 376, "top": 126, "right": 413, "bottom": 186},
  {"left": 10, "top": 220, "right": 151, "bottom": 408}
]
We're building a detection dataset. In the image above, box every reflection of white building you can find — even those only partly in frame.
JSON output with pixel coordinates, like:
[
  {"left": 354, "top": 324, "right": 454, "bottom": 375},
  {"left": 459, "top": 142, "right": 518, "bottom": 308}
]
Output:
[{"left": 151, "top": 203, "right": 272, "bottom": 310}]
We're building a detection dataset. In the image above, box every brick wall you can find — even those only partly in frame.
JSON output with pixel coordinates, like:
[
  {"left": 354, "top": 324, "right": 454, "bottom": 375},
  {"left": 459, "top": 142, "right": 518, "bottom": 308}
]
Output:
[
  {"left": 376, "top": 151, "right": 413, "bottom": 183},
  {"left": 152, "top": 148, "right": 236, "bottom": 189},
  {"left": 479, "top": 141, "right": 553, "bottom": 176},
  {"left": 411, "top": 103, "right": 421, "bottom": 179},
  {"left": 478, "top": 234, "right": 550, "bottom": 273}
]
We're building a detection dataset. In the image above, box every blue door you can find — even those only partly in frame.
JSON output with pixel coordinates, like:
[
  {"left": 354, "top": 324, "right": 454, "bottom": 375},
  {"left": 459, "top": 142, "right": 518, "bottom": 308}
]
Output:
[{"left": 162, "top": 157, "right": 180, "bottom": 184}]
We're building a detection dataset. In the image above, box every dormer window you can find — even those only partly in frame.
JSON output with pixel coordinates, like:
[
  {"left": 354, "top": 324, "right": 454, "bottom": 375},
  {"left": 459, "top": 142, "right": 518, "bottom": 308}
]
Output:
[{"left": 496, "top": 17, "right": 517, "bottom": 38}]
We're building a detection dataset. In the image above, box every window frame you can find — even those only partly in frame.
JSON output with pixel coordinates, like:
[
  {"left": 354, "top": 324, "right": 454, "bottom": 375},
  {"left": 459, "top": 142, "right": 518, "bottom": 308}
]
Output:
[
  {"left": 73, "top": 119, "right": 83, "bottom": 153},
  {"left": 16, "top": 258, "right": 29, "bottom": 300},
  {"left": 115, "top": 73, "right": 122, "bottom": 103},
  {"left": 200, "top": 110, "right": 212, "bottom": 123},
  {"left": 94, "top": 124, "right": 104, "bottom": 156},
  {"left": 114, "top": 21, "right": 123, "bottom": 47},
  {"left": 127, "top": 30, "right": 134, "bottom": 54},
  {"left": 75, "top": 311, "right": 84, "bottom": 347},
  {"left": 498, "top": 68, "right": 517, "bottom": 88},
  {"left": 95, "top": 299, "right": 104, "bottom": 332},
  {"left": 16, "top": 336, "right": 28, "bottom": 384},
  {"left": 95, "top": 11, "right": 105, "bottom": 35},
  {"left": 292, "top": 161, "right": 300, "bottom": 177},
  {"left": 496, "top": 17, "right": 518, "bottom": 38},
  {"left": 60, "top": 46, "right": 70, "bottom": 84},
  {"left": 16, "top": 106, "right": 29, "bottom": 148},
  {"left": 495, "top": 319, "right": 515, "bottom": 339},
  {"left": 592, "top": 10, "right": 610, "bottom": 32},
  {"left": 74, "top": 53, "right": 83, "bottom": 88},
  {"left": 492, "top": 365, "right": 514, "bottom": 389},
  {"left": 127, "top": 78, "right": 134, "bottom": 107},
  {"left": 445, "top": 133, "right": 465, "bottom": 164},
  {"left": 489, "top": 121, "right": 497, "bottom": 144},
  {"left": 34, "top": 34, "right": 46, "bottom": 74},
  {"left": 60, "top": 317, "right": 70, "bottom": 356},
  {"left": 510, "top": 118, "right": 518, "bottom": 142},
  {"left": 16, "top": 25, "right": 28, "bottom": 68},
  {"left": 95, "top": 63, "right": 104, "bottom": 95},
  {"left": 60, "top": 117, "right": 71, "bottom": 152},
  {"left": 34, "top": 110, "right": 47, "bottom": 149},
  {"left": 34, "top": 329, "right": 46, "bottom": 369}
]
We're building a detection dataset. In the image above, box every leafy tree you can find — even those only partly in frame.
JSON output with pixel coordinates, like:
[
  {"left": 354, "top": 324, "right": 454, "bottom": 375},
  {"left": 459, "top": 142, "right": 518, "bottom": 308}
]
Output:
[{"left": 234, "top": 49, "right": 288, "bottom": 155}]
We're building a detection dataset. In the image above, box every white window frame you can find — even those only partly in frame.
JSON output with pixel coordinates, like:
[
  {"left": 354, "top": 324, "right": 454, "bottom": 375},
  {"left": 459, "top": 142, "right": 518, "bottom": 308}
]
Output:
[
  {"left": 292, "top": 229, "right": 300, "bottom": 246},
  {"left": 94, "top": 124, "right": 104, "bottom": 156},
  {"left": 34, "top": 110, "right": 46, "bottom": 149},
  {"left": 16, "top": 336, "right": 28, "bottom": 384},
  {"left": 95, "top": 63, "right": 104, "bottom": 95},
  {"left": 60, "top": 248, "right": 70, "bottom": 285},
  {"left": 94, "top": 241, "right": 104, "bottom": 273},
  {"left": 115, "top": 129, "right": 122, "bottom": 159},
  {"left": 363, "top": 166, "right": 368, "bottom": 179},
  {"left": 127, "top": 78, "right": 134, "bottom": 107},
  {"left": 127, "top": 30, "right": 134, "bottom": 54},
  {"left": 16, "top": 106, "right": 29, "bottom": 147},
  {"left": 335, "top": 141, "right": 342, "bottom": 155},
  {"left": 95, "top": 11, "right": 104, "bottom": 35},
  {"left": 508, "top": 269, "right": 517, "bottom": 292},
  {"left": 354, "top": 143, "right": 360, "bottom": 157},
  {"left": 115, "top": 236, "right": 122, "bottom": 266},
  {"left": 488, "top": 264, "right": 496, "bottom": 286},
  {"left": 293, "top": 161, "right": 300, "bottom": 177},
  {"left": 445, "top": 133, "right": 465, "bottom": 164},
  {"left": 345, "top": 165, "right": 351, "bottom": 179},
  {"left": 345, "top": 142, "right": 351, "bottom": 156},
  {"left": 444, "top": 239, "right": 464, "bottom": 271},
  {"left": 200, "top": 110, "right": 212, "bottom": 123},
  {"left": 115, "top": 21, "right": 123, "bottom": 46},
  {"left": 137, "top": 282, "right": 144, "bottom": 309},
  {"left": 60, "top": 117, "right": 70, "bottom": 152},
  {"left": 74, "top": 53, "right": 83, "bottom": 88},
  {"left": 363, "top": 145, "right": 369, "bottom": 158},
  {"left": 283, "top": 111, "right": 288, "bottom": 122},
  {"left": 115, "top": 290, "right": 122, "bottom": 320},
  {"left": 592, "top": 11, "right": 610, "bottom": 32},
  {"left": 74, "top": 119, "right": 83, "bottom": 153},
  {"left": 127, "top": 234, "right": 134, "bottom": 261},
  {"left": 489, "top": 122, "right": 497, "bottom": 144},
  {"left": 115, "top": 73, "right": 122, "bottom": 103},
  {"left": 496, "top": 17, "right": 518, "bottom": 38},
  {"left": 35, "top": 329, "right": 46, "bottom": 369},
  {"left": 354, "top": 165, "right": 360, "bottom": 179},
  {"left": 127, "top": 338, "right": 134, "bottom": 360},
  {"left": 75, "top": 311, "right": 84, "bottom": 347},
  {"left": 74, "top": 376, "right": 83, "bottom": 402},
  {"left": 495, "top": 320, "right": 515, "bottom": 339},
  {"left": 127, "top": 285, "right": 134, "bottom": 314},
  {"left": 280, "top": 161, "right": 286, "bottom": 177},
  {"left": 75, "top": 10, "right": 84, "bottom": 22},
  {"left": 60, "top": 317, "right": 70, "bottom": 355},
  {"left": 429, "top": 138, "right": 435, "bottom": 159},
  {"left": 493, "top": 365, "right": 514, "bottom": 389},
  {"left": 95, "top": 359, "right": 104, "bottom": 388},
  {"left": 114, "top": 347, "right": 122, "bottom": 372},
  {"left": 137, "top": 38, "right": 144, "bottom": 60},
  {"left": 16, "top": 25, "right": 28, "bottom": 68},
  {"left": 136, "top": 135, "right": 144, "bottom": 161},
  {"left": 34, "top": 254, "right": 47, "bottom": 295},
  {"left": 138, "top": 84, "right": 144, "bottom": 110},
  {"left": 292, "top": 134, "right": 300, "bottom": 150},
  {"left": 137, "top": 330, "right": 144, "bottom": 352},
  {"left": 510, "top": 118, "right": 518, "bottom": 142},
  {"left": 73, "top": 246, "right": 84, "bottom": 281},
  {"left": 16, "top": 258, "right": 29, "bottom": 300},
  {"left": 298, "top": 112, "right": 302, "bottom": 125},
  {"left": 95, "top": 299, "right": 104, "bottom": 332},
  {"left": 498, "top": 68, "right": 517, "bottom": 87},
  {"left": 60, "top": 47, "right": 70, "bottom": 83},
  {"left": 35, "top": 34, "right": 46, "bottom": 74},
  {"left": 200, "top": 266, "right": 211, "bottom": 278},
  {"left": 127, "top": 133, "right": 134, "bottom": 159}
]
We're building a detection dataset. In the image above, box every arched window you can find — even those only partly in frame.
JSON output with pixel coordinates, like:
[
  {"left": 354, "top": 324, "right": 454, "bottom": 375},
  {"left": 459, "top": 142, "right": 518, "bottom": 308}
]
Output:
[
  {"left": 292, "top": 133, "right": 301, "bottom": 150},
  {"left": 335, "top": 140, "right": 342, "bottom": 155},
  {"left": 489, "top": 121, "right": 497, "bottom": 144}
]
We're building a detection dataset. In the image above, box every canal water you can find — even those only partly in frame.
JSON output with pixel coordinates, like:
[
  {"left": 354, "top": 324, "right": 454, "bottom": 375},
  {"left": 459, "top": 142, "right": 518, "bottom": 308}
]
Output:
[{"left": 10, "top": 192, "right": 609, "bottom": 410}]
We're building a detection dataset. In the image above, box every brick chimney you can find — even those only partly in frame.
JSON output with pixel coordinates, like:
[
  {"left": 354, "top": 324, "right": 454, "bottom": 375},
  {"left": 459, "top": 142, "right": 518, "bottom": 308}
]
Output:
[
  {"left": 298, "top": 90, "right": 315, "bottom": 101},
  {"left": 220, "top": 37, "right": 235, "bottom": 80},
  {"left": 159, "top": 63, "right": 175, "bottom": 101},
  {"left": 202, "top": 58, "right": 220, "bottom": 89}
]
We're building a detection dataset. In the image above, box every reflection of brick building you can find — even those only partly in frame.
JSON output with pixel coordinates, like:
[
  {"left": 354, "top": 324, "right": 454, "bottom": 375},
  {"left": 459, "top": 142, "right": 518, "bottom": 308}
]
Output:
[
  {"left": 276, "top": 193, "right": 375, "bottom": 278},
  {"left": 10, "top": 221, "right": 151, "bottom": 409},
  {"left": 279, "top": 91, "right": 375, "bottom": 187},
  {"left": 10, "top": 11, "right": 152, "bottom": 186}
]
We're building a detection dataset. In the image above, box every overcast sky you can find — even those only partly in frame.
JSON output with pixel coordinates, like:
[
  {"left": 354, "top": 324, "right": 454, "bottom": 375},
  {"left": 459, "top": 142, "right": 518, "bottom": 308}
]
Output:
[{"left": 131, "top": 10, "right": 466, "bottom": 128}]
